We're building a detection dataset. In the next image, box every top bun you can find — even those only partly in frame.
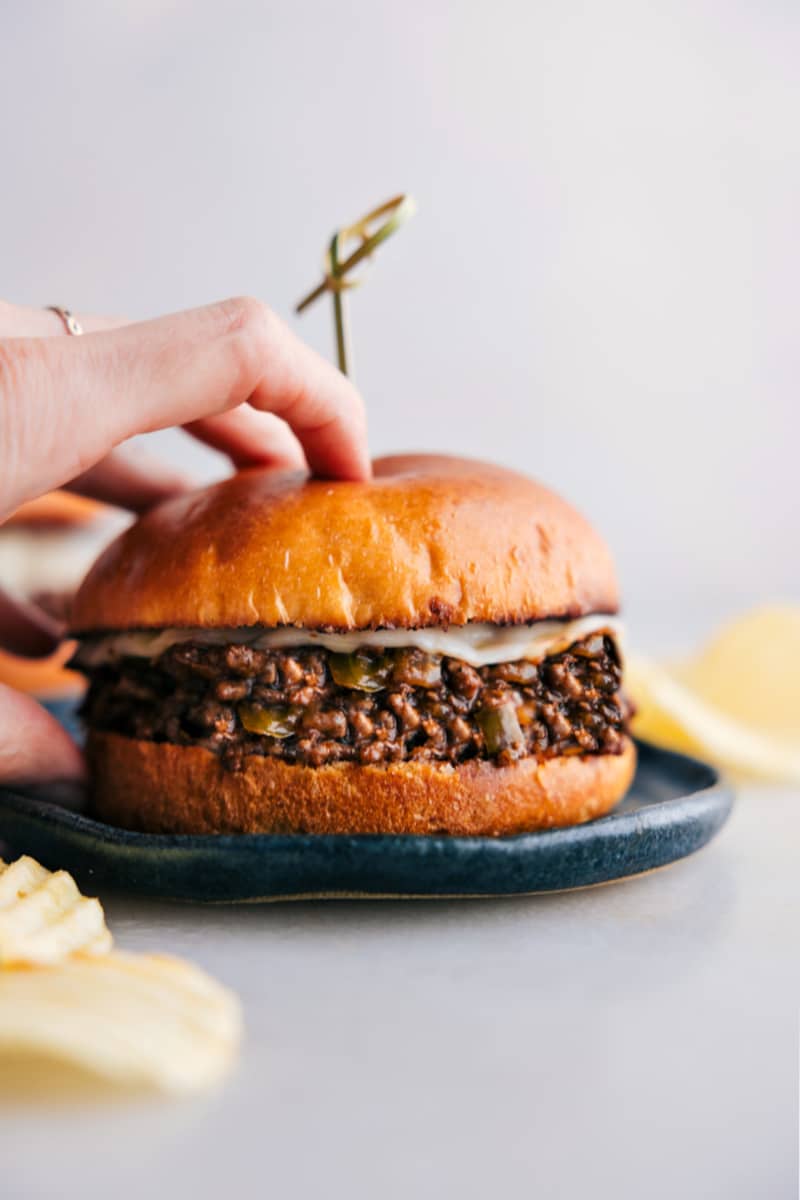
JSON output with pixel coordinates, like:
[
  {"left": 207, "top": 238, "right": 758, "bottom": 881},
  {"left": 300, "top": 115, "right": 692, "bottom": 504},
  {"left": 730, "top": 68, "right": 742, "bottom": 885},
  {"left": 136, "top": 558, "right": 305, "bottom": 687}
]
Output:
[{"left": 70, "top": 455, "right": 618, "bottom": 634}]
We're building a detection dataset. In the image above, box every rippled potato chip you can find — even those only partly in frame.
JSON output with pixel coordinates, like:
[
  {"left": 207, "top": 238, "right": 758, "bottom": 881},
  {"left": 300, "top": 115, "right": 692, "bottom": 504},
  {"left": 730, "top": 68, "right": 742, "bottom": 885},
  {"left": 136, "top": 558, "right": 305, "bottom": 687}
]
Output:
[
  {"left": 677, "top": 606, "right": 800, "bottom": 743},
  {"left": 0, "top": 952, "right": 242, "bottom": 1094},
  {"left": 0, "top": 857, "right": 112, "bottom": 966},
  {"left": 628, "top": 606, "right": 800, "bottom": 784}
]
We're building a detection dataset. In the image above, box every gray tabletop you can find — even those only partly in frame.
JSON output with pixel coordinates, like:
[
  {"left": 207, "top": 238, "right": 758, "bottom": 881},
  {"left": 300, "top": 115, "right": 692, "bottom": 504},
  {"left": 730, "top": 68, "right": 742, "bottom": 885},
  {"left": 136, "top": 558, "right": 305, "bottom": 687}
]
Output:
[{"left": 2, "top": 781, "right": 796, "bottom": 1200}]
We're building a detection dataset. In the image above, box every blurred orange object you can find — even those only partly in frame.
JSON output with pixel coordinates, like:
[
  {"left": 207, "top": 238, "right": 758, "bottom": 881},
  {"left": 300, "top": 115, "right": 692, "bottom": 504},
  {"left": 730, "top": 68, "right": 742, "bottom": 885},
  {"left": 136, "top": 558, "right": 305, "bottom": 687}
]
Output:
[
  {"left": 0, "top": 644, "right": 82, "bottom": 698},
  {"left": 7, "top": 492, "right": 104, "bottom": 529},
  {"left": 0, "top": 491, "right": 126, "bottom": 697}
]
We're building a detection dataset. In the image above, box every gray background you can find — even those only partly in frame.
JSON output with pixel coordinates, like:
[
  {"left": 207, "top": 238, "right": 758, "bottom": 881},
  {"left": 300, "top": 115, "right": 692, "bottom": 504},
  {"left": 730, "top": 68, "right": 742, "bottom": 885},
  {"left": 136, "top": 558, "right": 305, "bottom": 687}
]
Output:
[
  {"left": 1, "top": 4, "right": 798, "bottom": 1198},
  {"left": 3, "top": 0, "right": 798, "bottom": 649}
]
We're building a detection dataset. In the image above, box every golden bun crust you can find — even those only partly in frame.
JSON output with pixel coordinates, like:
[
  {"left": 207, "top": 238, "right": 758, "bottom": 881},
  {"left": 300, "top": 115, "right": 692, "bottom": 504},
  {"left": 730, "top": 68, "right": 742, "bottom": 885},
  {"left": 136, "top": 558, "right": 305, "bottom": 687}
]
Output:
[
  {"left": 70, "top": 455, "right": 619, "bottom": 634},
  {"left": 87, "top": 732, "right": 636, "bottom": 836}
]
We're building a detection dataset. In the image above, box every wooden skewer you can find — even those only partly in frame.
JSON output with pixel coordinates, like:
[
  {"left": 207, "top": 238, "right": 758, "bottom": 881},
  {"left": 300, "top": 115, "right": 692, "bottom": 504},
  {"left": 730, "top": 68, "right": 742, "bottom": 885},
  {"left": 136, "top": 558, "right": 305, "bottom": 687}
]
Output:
[{"left": 295, "top": 194, "right": 416, "bottom": 376}]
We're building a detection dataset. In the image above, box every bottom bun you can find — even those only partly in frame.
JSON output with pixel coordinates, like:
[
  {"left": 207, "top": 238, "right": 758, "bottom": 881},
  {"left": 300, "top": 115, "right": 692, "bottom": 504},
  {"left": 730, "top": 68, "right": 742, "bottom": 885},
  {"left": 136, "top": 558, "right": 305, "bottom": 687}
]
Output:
[{"left": 87, "top": 732, "right": 637, "bottom": 837}]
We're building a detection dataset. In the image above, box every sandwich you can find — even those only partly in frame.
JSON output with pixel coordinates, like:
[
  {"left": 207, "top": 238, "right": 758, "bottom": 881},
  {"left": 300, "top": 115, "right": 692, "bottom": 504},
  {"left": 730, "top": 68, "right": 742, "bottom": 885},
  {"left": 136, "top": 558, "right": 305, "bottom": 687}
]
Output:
[{"left": 70, "top": 455, "right": 635, "bottom": 835}]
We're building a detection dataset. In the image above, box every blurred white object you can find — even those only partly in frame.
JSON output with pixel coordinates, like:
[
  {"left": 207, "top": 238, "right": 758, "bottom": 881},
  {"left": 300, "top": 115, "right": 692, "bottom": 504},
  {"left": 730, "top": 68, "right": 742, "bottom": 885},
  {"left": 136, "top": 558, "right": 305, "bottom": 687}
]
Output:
[{"left": 0, "top": 493, "right": 128, "bottom": 612}]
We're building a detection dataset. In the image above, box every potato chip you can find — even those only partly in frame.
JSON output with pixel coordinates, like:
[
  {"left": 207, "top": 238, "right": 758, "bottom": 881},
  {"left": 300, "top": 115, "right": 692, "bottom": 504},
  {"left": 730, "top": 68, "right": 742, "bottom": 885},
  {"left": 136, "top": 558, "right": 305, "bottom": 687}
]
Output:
[
  {"left": 628, "top": 629, "right": 800, "bottom": 785},
  {"left": 676, "top": 605, "right": 800, "bottom": 743},
  {"left": 0, "top": 856, "right": 112, "bottom": 967},
  {"left": 0, "top": 951, "right": 242, "bottom": 1094}
]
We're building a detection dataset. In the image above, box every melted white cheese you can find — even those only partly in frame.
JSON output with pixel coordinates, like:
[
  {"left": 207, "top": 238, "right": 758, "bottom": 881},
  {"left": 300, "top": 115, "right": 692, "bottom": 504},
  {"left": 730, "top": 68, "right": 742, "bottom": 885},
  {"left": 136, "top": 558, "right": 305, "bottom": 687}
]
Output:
[{"left": 76, "top": 615, "right": 623, "bottom": 670}]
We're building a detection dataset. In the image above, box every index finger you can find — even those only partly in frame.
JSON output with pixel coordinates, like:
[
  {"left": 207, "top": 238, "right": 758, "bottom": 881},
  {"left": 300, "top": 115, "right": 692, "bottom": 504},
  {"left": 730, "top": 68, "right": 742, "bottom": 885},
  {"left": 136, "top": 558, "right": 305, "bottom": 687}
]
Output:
[
  {"left": 2, "top": 298, "right": 370, "bottom": 514},
  {"left": 91, "top": 298, "right": 370, "bottom": 479}
]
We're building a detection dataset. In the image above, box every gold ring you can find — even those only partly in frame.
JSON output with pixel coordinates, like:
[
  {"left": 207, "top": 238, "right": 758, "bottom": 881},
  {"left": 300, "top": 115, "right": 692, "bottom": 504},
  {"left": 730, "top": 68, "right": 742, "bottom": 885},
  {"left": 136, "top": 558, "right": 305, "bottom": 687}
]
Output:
[{"left": 46, "top": 306, "right": 84, "bottom": 337}]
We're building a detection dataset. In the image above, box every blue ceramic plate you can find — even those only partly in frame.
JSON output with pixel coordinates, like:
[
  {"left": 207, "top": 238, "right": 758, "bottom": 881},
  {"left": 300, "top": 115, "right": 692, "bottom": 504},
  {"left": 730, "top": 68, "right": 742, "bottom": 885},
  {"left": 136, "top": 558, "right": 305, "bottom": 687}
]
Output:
[{"left": 0, "top": 725, "right": 731, "bottom": 900}]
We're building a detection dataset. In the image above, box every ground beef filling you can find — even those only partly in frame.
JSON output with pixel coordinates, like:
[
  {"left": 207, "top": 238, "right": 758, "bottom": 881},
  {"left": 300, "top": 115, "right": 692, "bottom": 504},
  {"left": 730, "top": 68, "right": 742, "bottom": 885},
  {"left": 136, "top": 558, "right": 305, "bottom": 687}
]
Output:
[{"left": 79, "top": 634, "right": 628, "bottom": 770}]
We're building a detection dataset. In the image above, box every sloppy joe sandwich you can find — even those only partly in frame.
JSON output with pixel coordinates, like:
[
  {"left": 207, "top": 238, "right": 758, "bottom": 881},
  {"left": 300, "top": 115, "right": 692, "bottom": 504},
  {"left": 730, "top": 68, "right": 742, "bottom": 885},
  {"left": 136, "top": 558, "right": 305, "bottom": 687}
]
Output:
[{"left": 70, "top": 455, "right": 635, "bottom": 835}]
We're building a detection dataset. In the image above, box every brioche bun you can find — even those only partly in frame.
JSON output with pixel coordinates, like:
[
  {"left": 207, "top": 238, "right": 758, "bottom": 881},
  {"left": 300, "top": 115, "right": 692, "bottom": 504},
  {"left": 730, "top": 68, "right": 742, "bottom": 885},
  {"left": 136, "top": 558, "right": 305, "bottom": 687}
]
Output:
[
  {"left": 87, "top": 731, "right": 636, "bottom": 836},
  {"left": 71, "top": 455, "right": 619, "bottom": 634}
]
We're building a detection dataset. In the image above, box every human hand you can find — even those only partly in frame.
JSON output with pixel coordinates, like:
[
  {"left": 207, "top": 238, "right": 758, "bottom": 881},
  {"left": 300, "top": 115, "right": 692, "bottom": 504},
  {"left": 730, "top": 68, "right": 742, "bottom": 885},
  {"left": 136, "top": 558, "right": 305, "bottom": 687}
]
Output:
[{"left": 0, "top": 296, "right": 369, "bottom": 786}]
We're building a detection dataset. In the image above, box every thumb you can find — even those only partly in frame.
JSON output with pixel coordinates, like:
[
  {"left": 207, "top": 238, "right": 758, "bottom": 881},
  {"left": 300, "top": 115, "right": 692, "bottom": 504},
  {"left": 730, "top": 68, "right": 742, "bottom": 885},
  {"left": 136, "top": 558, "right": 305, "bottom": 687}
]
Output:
[{"left": 0, "top": 685, "right": 85, "bottom": 786}]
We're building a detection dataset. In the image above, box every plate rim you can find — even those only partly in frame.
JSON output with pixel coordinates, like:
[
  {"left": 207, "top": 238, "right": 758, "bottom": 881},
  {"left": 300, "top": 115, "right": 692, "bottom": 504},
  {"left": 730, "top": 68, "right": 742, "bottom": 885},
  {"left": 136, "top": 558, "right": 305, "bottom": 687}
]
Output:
[{"left": 0, "top": 740, "right": 734, "bottom": 899}]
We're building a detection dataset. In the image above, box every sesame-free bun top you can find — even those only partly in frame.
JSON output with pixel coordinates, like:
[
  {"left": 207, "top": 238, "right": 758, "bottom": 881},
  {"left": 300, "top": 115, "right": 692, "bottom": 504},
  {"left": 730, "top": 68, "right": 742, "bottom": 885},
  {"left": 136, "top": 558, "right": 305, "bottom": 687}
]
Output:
[{"left": 70, "top": 454, "right": 619, "bottom": 634}]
